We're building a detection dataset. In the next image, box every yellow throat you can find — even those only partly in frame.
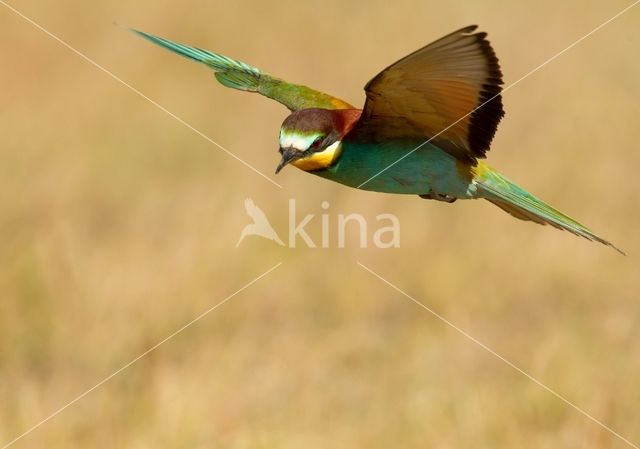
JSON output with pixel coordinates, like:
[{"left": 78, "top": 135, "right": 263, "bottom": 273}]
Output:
[{"left": 291, "top": 141, "right": 343, "bottom": 171}]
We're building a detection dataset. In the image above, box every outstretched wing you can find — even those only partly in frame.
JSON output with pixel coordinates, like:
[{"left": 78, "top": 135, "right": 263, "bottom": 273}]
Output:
[
  {"left": 132, "top": 29, "right": 354, "bottom": 111},
  {"left": 353, "top": 25, "right": 504, "bottom": 161}
]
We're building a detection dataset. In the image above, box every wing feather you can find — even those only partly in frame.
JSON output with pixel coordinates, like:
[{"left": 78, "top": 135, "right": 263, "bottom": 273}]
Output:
[
  {"left": 353, "top": 25, "right": 504, "bottom": 160},
  {"left": 132, "top": 29, "right": 353, "bottom": 111}
]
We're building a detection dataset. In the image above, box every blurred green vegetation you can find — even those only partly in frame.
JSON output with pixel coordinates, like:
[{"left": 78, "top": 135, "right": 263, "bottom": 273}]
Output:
[{"left": 1, "top": 0, "right": 639, "bottom": 448}]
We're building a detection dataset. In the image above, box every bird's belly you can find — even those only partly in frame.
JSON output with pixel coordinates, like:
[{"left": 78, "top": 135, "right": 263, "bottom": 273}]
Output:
[{"left": 312, "top": 140, "right": 476, "bottom": 197}]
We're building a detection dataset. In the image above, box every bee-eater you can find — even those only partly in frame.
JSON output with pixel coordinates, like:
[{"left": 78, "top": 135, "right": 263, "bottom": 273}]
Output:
[{"left": 132, "top": 26, "right": 622, "bottom": 253}]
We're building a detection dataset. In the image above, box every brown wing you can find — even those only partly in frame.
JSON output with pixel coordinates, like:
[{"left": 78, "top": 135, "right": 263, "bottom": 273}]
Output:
[{"left": 353, "top": 25, "right": 504, "bottom": 160}]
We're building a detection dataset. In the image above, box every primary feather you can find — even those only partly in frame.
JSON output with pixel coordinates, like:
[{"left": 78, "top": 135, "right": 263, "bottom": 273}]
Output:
[
  {"left": 355, "top": 25, "right": 504, "bottom": 161},
  {"left": 131, "top": 29, "right": 354, "bottom": 111}
]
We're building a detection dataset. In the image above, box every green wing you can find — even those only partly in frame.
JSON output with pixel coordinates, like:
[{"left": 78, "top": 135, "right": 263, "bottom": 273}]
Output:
[{"left": 132, "top": 29, "right": 354, "bottom": 111}]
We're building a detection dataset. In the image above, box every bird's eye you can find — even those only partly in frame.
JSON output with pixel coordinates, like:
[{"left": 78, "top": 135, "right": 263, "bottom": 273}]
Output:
[{"left": 310, "top": 136, "right": 324, "bottom": 152}]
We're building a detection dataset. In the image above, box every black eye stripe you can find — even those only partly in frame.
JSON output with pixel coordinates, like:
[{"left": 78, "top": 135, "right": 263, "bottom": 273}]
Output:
[{"left": 311, "top": 136, "right": 324, "bottom": 151}]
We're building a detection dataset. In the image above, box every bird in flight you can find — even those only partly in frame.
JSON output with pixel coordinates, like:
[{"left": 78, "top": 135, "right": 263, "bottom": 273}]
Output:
[{"left": 132, "top": 26, "right": 622, "bottom": 253}]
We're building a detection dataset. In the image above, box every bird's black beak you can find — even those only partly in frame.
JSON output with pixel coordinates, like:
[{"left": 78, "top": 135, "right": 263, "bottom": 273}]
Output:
[{"left": 275, "top": 147, "right": 301, "bottom": 174}]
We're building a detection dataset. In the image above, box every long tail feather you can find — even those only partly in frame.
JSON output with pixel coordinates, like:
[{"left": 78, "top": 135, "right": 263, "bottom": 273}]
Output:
[{"left": 476, "top": 167, "right": 624, "bottom": 254}]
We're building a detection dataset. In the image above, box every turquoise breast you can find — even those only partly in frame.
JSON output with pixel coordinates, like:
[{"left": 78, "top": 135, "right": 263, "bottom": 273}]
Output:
[{"left": 312, "top": 140, "right": 476, "bottom": 198}]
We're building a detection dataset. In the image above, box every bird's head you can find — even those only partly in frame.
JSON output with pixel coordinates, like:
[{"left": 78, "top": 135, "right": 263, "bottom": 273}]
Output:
[{"left": 276, "top": 109, "right": 344, "bottom": 174}]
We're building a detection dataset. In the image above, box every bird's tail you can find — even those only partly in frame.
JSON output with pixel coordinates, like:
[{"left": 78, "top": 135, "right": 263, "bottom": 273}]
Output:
[
  {"left": 130, "top": 29, "right": 262, "bottom": 92},
  {"left": 474, "top": 165, "right": 623, "bottom": 254}
]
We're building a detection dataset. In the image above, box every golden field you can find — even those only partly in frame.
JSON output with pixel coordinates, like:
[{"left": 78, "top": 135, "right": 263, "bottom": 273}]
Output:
[{"left": 1, "top": 0, "right": 639, "bottom": 447}]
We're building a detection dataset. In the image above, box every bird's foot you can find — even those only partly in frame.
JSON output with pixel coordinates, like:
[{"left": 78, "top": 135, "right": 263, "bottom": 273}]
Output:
[{"left": 419, "top": 192, "right": 457, "bottom": 203}]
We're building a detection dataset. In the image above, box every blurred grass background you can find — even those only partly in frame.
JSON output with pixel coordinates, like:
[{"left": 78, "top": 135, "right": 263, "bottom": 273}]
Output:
[{"left": 1, "top": 0, "right": 639, "bottom": 447}]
